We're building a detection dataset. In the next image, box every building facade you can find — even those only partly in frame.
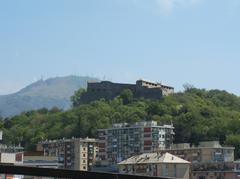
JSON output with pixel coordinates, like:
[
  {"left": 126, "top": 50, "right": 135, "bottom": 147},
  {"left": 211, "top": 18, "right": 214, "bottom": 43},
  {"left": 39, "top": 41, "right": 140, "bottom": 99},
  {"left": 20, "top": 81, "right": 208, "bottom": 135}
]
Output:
[
  {"left": 97, "top": 121, "right": 174, "bottom": 164},
  {"left": 189, "top": 160, "right": 240, "bottom": 179},
  {"left": 159, "top": 141, "right": 236, "bottom": 179},
  {"left": 23, "top": 154, "right": 61, "bottom": 169},
  {"left": 38, "top": 138, "right": 98, "bottom": 171},
  {"left": 80, "top": 79, "right": 174, "bottom": 103},
  {"left": 0, "top": 152, "right": 24, "bottom": 165},
  {"left": 118, "top": 152, "right": 190, "bottom": 179},
  {"left": 163, "top": 141, "right": 235, "bottom": 163}
]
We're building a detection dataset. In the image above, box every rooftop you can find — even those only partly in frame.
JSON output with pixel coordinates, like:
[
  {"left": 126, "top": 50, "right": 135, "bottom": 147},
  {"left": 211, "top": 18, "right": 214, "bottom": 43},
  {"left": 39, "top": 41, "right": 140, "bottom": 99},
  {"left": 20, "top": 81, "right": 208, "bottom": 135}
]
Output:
[
  {"left": 170, "top": 141, "right": 235, "bottom": 150},
  {"left": 39, "top": 137, "right": 97, "bottom": 144},
  {"left": 118, "top": 152, "right": 190, "bottom": 165},
  {"left": 88, "top": 79, "right": 174, "bottom": 89},
  {"left": 109, "top": 121, "right": 174, "bottom": 129}
]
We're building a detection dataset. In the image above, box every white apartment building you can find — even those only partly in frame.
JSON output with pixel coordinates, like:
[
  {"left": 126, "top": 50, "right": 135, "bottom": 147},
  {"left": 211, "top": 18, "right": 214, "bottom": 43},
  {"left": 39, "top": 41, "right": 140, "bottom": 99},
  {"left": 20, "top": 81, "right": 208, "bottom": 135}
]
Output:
[{"left": 97, "top": 121, "right": 174, "bottom": 164}]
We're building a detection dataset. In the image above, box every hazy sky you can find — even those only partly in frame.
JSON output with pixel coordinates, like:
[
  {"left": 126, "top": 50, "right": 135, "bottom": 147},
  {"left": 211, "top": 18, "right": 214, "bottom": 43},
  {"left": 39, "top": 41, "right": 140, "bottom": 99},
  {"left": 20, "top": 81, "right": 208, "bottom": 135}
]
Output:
[{"left": 0, "top": 0, "right": 240, "bottom": 95}]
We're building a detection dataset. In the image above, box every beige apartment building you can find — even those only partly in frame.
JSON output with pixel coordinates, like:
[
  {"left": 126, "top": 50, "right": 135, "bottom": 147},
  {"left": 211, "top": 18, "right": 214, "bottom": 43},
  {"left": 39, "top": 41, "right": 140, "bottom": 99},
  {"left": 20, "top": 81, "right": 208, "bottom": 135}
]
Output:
[
  {"left": 118, "top": 152, "right": 190, "bottom": 179},
  {"left": 37, "top": 138, "right": 98, "bottom": 171},
  {"left": 163, "top": 141, "right": 235, "bottom": 163},
  {"left": 73, "top": 138, "right": 98, "bottom": 171},
  {"left": 159, "top": 141, "right": 237, "bottom": 179}
]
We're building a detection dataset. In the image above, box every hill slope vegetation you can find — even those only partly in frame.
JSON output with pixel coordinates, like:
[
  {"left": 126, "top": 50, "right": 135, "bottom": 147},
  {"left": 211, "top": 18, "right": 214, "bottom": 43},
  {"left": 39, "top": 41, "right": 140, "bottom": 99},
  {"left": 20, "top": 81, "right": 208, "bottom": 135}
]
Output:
[{"left": 1, "top": 87, "right": 240, "bottom": 157}]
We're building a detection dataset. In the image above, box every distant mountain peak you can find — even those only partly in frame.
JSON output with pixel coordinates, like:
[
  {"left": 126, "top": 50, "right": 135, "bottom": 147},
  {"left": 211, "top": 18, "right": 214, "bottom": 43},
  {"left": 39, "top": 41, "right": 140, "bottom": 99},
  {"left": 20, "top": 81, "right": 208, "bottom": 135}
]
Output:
[{"left": 0, "top": 76, "right": 99, "bottom": 117}]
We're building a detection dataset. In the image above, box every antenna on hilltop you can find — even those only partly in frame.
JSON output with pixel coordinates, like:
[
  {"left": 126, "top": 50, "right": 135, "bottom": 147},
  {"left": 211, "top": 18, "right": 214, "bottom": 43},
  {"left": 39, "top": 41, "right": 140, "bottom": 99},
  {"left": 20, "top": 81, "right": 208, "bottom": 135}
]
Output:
[{"left": 103, "top": 75, "right": 106, "bottom": 81}]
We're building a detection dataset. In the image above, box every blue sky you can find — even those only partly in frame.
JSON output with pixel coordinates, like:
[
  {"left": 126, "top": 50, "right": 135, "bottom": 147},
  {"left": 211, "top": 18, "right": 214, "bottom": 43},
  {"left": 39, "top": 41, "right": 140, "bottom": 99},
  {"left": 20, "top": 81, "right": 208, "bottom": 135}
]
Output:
[{"left": 0, "top": 0, "right": 240, "bottom": 95}]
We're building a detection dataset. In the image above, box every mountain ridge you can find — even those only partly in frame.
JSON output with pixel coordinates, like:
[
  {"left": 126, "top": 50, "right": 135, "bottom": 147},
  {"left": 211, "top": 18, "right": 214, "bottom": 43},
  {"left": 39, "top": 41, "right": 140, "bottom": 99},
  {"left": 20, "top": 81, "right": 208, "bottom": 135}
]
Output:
[{"left": 0, "top": 75, "right": 99, "bottom": 117}]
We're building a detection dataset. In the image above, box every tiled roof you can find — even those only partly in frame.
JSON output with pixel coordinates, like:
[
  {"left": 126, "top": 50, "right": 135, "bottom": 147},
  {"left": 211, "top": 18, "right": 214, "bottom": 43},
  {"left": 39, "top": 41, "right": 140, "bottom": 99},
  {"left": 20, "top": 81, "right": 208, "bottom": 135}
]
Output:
[{"left": 118, "top": 152, "right": 190, "bottom": 165}]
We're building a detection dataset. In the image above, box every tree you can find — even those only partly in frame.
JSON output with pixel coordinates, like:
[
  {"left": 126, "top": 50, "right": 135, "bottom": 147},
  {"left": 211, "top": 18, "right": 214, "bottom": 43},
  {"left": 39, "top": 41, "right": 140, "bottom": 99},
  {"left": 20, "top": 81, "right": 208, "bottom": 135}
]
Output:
[
  {"left": 147, "top": 102, "right": 160, "bottom": 115},
  {"left": 2, "top": 86, "right": 240, "bottom": 152},
  {"left": 71, "top": 88, "right": 86, "bottom": 107},
  {"left": 183, "top": 83, "right": 195, "bottom": 92},
  {"left": 225, "top": 134, "right": 240, "bottom": 158},
  {"left": 50, "top": 106, "right": 62, "bottom": 113},
  {"left": 120, "top": 89, "right": 133, "bottom": 105}
]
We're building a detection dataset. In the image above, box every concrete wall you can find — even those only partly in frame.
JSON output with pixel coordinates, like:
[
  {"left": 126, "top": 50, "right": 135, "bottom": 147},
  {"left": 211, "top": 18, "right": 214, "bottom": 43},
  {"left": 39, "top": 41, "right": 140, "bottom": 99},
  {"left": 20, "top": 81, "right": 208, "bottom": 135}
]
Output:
[
  {"left": 86, "top": 81, "right": 136, "bottom": 101},
  {"left": 177, "top": 164, "right": 190, "bottom": 179},
  {"left": 199, "top": 141, "right": 221, "bottom": 148},
  {"left": 1, "top": 153, "right": 16, "bottom": 163}
]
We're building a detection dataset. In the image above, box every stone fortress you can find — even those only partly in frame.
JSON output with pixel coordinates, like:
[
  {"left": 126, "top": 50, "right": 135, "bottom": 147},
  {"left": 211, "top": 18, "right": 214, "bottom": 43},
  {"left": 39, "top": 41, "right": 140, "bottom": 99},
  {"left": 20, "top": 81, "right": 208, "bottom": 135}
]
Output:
[{"left": 80, "top": 79, "right": 174, "bottom": 103}]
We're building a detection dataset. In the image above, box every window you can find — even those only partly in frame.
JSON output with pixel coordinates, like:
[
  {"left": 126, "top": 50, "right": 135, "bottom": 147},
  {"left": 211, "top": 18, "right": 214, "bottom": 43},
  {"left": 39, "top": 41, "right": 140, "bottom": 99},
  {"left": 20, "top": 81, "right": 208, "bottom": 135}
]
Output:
[
  {"left": 173, "top": 164, "right": 177, "bottom": 177},
  {"left": 163, "top": 164, "right": 168, "bottom": 176},
  {"left": 15, "top": 153, "right": 23, "bottom": 162},
  {"left": 83, "top": 160, "right": 86, "bottom": 163}
]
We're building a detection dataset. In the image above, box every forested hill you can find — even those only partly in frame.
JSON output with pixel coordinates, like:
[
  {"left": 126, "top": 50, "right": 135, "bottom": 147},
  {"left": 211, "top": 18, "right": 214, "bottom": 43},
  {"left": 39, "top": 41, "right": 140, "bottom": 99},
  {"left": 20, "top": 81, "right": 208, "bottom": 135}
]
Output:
[
  {"left": 0, "top": 76, "right": 99, "bottom": 117},
  {"left": 1, "top": 87, "right": 240, "bottom": 157}
]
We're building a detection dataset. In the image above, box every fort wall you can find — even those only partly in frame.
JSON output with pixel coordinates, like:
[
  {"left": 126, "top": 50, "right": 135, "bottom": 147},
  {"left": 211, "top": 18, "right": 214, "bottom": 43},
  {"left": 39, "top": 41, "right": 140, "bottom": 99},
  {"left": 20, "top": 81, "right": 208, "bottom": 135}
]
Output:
[{"left": 80, "top": 79, "right": 174, "bottom": 103}]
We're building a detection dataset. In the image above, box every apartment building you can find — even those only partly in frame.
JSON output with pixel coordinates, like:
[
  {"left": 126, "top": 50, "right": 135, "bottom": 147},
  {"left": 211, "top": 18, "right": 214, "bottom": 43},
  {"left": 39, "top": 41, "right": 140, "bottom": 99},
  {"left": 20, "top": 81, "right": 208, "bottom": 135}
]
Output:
[
  {"left": 38, "top": 138, "right": 98, "bottom": 171},
  {"left": 73, "top": 138, "right": 98, "bottom": 171},
  {"left": 162, "top": 141, "right": 235, "bottom": 163},
  {"left": 159, "top": 141, "right": 236, "bottom": 179},
  {"left": 118, "top": 152, "right": 190, "bottom": 179},
  {"left": 97, "top": 121, "right": 174, "bottom": 164}
]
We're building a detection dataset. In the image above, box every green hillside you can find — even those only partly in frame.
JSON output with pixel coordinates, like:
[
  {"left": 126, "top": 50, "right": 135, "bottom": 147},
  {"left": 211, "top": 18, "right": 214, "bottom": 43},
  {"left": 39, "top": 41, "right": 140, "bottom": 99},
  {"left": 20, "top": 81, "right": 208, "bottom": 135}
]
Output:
[{"left": 1, "top": 87, "right": 240, "bottom": 158}]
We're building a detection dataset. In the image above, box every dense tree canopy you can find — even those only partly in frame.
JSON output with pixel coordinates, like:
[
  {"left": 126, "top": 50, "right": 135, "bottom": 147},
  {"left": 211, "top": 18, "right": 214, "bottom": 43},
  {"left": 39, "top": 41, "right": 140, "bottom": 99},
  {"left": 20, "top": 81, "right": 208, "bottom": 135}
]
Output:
[
  {"left": 70, "top": 88, "right": 86, "bottom": 107},
  {"left": 1, "top": 88, "right": 240, "bottom": 158}
]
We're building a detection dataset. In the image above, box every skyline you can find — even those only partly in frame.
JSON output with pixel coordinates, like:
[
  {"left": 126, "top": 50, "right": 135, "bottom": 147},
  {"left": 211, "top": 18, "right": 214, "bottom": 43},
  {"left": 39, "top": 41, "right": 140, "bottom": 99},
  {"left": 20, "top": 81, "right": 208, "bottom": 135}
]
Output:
[{"left": 1, "top": 0, "right": 240, "bottom": 95}]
